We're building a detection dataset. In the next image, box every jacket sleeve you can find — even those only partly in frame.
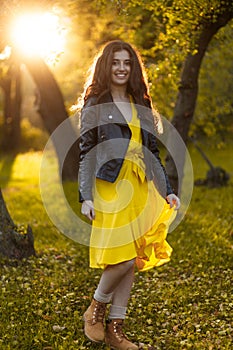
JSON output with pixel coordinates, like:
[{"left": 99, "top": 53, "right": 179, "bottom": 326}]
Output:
[
  {"left": 149, "top": 133, "right": 174, "bottom": 196},
  {"left": 78, "top": 98, "right": 98, "bottom": 202}
]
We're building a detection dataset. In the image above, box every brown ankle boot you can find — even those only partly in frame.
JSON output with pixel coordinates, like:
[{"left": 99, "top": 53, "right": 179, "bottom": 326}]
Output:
[
  {"left": 83, "top": 299, "right": 107, "bottom": 343},
  {"left": 105, "top": 319, "right": 138, "bottom": 350}
]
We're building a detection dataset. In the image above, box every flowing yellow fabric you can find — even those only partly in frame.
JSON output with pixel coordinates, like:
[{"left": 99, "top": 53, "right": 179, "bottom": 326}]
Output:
[{"left": 90, "top": 100, "right": 176, "bottom": 271}]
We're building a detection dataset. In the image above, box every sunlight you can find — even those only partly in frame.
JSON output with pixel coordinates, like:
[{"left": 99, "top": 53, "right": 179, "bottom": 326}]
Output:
[
  {"left": 11, "top": 12, "right": 66, "bottom": 64},
  {"left": 0, "top": 46, "right": 11, "bottom": 60}
]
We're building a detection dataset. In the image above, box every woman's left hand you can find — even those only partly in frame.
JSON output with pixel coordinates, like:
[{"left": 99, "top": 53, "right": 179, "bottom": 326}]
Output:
[{"left": 166, "top": 193, "right": 180, "bottom": 210}]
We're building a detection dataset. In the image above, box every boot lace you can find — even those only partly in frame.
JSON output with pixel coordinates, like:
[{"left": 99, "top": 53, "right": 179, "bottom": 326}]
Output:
[
  {"left": 112, "top": 320, "right": 126, "bottom": 341},
  {"left": 92, "top": 302, "right": 106, "bottom": 323}
]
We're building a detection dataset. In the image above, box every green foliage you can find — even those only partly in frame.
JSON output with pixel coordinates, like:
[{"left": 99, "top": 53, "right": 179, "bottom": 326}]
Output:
[
  {"left": 0, "top": 146, "right": 233, "bottom": 349},
  {"left": 193, "top": 22, "right": 233, "bottom": 138},
  {"left": 121, "top": 0, "right": 233, "bottom": 124},
  {"left": 0, "top": 116, "right": 48, "bottom": 153},
  {"left": 1, "top": 0, "right": 232, "bottom": 139},
  {"left": 85, "top": 0, "right": 233, "bottom": 134},
  {"left": 52, "top": 0, "right": 122, "bottom": 105},
  {"left": 20, "top": 119, "right": 48, "bottom": 151}
]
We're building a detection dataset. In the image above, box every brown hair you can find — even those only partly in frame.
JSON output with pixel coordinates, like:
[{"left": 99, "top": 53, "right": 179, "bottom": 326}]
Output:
[{"left": 83, "top": 40, "right": 152, "bottom": 108}]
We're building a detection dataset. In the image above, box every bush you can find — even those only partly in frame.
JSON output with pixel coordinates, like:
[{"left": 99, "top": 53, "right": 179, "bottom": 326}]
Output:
[
  {"left": 0, "top": 116, "right": 48, "bottom": 153},
  {"left": 20, "top": 119, "right": 49, "bottom": 152}
]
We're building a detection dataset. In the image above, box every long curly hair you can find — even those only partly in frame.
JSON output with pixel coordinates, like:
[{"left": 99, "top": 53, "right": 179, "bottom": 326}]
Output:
[
  {"left": 77, "top": 40, "right": 163, "bottom": 132},
  {"left": 83, "top": 40, "right": 152, "bottom": 108}
]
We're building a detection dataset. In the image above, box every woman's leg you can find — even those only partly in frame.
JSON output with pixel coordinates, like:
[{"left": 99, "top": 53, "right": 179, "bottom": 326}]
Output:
[
  {"left": 111, "top": 262, "right": 135, "bottom": 307},
  {"left": 104, "top": 262, "right": 138, "bottom": 349},
  {"left": 94, "top": 258, "right": 135, "bottom": 300},
  {"left": 108, "top": 261, "right": 135, "bottom": 320},
  {"left": 83, "top": 259, "right": 135, "bottom": 343}
]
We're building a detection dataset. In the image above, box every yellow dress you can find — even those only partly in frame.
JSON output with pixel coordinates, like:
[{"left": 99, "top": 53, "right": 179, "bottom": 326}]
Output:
[{"left": 90, "top": 101, "right": 176, "bottom": 272}]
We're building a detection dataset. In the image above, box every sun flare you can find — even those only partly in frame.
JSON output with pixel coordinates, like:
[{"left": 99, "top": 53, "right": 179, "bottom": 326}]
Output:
[{"left": 11, "top": 12, "right": 66, "bottom": 64}]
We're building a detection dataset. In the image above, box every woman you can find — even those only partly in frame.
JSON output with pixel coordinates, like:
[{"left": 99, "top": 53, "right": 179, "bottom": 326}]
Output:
[{"left": 78, "top": 40, "right": 180, "bottom": 350}]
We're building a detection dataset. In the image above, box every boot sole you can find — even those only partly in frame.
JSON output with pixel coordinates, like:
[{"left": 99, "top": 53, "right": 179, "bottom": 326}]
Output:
[
  {"left": 106, "top": 346, "right": 137, "bottom": 350},
  {"left": 85, "top": 334, "right": 103, "bottom": 344},
  {"left": 105, "top": 340, "right": 139, "bottom": 350},
  {"left": 104, "top": 340, "right": 120, "bottom": 350},
  {"left": 105, "top": 346, "right": 117, "bottom": 350}
]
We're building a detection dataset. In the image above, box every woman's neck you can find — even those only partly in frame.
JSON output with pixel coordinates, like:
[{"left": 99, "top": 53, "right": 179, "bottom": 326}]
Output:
[{"left": 111, "top": 86, "right": 129, "bottom": 102}]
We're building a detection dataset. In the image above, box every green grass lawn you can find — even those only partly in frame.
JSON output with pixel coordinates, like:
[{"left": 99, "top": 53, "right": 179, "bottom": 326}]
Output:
[{"left": 0, "top": 144, "right": 232, "bottom": 350}]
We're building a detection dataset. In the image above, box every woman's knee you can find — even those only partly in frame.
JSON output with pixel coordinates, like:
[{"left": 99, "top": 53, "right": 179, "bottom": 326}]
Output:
[
  {"left": 106, "top": 258, "right": 135, "bottom": 273},
  {"left": 118, "top": 258, "right": 135, "bottom": 272}
]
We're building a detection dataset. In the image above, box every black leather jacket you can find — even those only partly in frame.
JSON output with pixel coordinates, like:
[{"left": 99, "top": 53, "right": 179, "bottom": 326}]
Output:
[{"left": 78, "top": 92, "right": 173, "bottom": 202}]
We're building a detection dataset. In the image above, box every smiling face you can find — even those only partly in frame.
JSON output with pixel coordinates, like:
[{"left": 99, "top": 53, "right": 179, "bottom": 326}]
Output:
[{"left": 111, "top": 49, "right": 131, "bottom": 88}]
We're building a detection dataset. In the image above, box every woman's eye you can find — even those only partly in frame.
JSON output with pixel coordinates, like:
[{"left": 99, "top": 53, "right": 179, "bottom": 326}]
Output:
[{"left": 112, "top": 60, "right": 131, "bottom": 67}]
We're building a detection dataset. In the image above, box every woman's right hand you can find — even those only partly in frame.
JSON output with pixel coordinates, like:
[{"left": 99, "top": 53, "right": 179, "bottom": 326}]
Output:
[{"left": 81, "top": 200, "right": 95, "bottom": 221}]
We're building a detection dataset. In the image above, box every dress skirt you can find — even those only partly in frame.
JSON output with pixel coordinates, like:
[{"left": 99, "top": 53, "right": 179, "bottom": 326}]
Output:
[{"left": 90, "top": 103, "right": 176, "bottom": 272}]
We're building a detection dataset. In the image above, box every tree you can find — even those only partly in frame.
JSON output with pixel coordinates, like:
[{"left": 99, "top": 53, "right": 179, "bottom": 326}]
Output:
[
  {"left": 0, "top": 0, "right": 80, "bottom": 259},
  {"left": 0, "top": 0, "right": 79, "bottom": 179},
  {"left": 193, "top": 23, "right": 233, "bottom": 141},
  {"left": 0, "top": 188, "right": 35, "bottom": 259},
  {"left": 103, "top": 0, "right": 233, "bottom": 192},
  {"left": 163, "top": 3, "right": 233, "bottom": 192},
  {"left": 23, "top": 55, "right": 79, "bottom": 181},
  {"left": 0, "top": 57, "right": 22, "bottom": 150}
]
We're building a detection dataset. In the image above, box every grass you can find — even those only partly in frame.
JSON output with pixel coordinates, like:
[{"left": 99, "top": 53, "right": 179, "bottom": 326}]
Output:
[{"left": 0, "top": 143, "right": 233, "bottom": 350}]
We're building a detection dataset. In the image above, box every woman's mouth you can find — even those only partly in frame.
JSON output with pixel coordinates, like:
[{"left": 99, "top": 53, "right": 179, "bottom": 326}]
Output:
[{"left": 115, "top": 73, "right": 127, "bottom": 78}]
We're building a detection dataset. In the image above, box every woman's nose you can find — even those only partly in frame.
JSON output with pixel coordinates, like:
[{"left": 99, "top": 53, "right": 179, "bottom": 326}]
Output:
[{"left": 119, "top": 62, "right": 125, "bottom": 70}]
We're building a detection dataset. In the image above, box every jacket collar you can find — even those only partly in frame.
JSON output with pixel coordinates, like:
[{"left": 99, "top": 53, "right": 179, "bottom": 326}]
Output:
[{"left": 97, "top": 91, "right": 154, "bottom": 128}]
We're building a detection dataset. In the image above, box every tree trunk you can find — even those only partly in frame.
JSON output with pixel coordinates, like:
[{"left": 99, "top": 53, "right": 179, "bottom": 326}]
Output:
[
  {"left": 0, "top": 62, "right": 22, "bottom": 151},
  {"left": 23, "top": 57, "right": 79, "bottom": 181},
  {"left": 0, "top": 57, "right": 78, "bottom": 260},
  {"left": 165, "top": 10, "right": 233, "bottom": 194},
  {"left": 0, "top": 189, "right": 36, "bottom": 259}
]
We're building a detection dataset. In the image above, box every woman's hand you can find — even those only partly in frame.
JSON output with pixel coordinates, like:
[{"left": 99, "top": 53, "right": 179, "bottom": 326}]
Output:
[
  {"left": 166, "top": 193, "right": 180, "bottom": 210},
  {"left": 81, "top": 200, "right": 95, "bottom": 221}
]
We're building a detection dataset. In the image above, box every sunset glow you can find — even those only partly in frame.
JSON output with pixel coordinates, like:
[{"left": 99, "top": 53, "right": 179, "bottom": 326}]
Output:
[{"left": 11, "top": 12, "right": 66, "bottom": 64}]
